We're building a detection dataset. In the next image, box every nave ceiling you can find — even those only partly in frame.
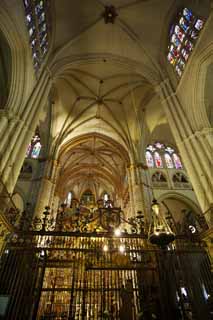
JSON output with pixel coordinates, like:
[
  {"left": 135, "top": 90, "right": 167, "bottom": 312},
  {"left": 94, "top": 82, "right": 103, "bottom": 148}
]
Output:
[
  {"left": 47, "top": 0, "right": 208, "bottom": 195},
  {"left": 0, "top": 0, "right": 211, "bottom": 202}
]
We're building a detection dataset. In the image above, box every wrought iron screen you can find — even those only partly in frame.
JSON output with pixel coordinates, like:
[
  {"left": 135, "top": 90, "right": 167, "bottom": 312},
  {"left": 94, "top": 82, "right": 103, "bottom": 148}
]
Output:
[{"left": 0, "top": 232, "right": 212, "bottom": 320}]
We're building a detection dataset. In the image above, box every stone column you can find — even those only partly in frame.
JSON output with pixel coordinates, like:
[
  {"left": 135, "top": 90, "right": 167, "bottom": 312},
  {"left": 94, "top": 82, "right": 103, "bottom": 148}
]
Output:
[
  {"left": 126, "top": 165, "right": 135, "bottom": 218},
  {"left": 127, "top": 164, "right": 147, "bottom": 217},
  {"left": 34, "top": 159, "right": 61, "bottom": 218},
  {"left": 157, "top": 79, "right": 213, "bottom": 211},
  {"left": 0, "top": 70, "right": 51, "bottom": 193}
]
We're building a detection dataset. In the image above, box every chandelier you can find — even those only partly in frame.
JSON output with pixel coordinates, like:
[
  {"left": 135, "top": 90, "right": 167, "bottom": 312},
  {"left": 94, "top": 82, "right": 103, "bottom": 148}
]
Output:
[{"left": 148, "top": 199, "right": 175, "bottom": 248}]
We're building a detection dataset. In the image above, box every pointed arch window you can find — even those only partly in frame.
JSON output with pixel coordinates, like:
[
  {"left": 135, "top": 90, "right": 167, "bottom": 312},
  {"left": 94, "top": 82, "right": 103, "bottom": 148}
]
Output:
[
  {"left": 145, "top": 142, "right": 183, "bottom": 170},
  {"left": 26, "top": 130, "right": 41, "bottom": 159},
  {"left": 23, "top": 0, "right": 50, "bottom": 71},
  {"left": 173, "top": 153, "right": 183, "bottom": 169},
  {"left": 165, "top": 153, "right": 174, "bottom": 169},
  {"left": 145, "top": 151, "right": 154, "bottom": 168},
  {"left": 154, "top": 152, "right": 163, "bottom": 168},
  {"left": 167, "top": 7, "right": 204, "bottom": 78},
  {"left": 65, "top": 191, "right": 73, "bottom": 207}
]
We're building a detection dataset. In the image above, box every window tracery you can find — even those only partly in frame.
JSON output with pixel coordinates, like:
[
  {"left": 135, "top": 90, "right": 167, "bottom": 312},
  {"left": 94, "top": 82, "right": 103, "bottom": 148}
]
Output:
[
  {"left": 167, "top": 7, "right": 204, "bottom": 77},
  {"left": 23, "top": 0, "right": 50, "bottom": 71},
  {"left": 145, "top": 142, "right": 183, "bottom": 169}
]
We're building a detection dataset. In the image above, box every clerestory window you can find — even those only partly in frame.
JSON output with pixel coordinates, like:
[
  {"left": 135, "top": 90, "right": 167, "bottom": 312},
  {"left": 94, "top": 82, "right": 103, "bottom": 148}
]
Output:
[{"left": 167, "top": 8, "right": 204, "bottom": 77}]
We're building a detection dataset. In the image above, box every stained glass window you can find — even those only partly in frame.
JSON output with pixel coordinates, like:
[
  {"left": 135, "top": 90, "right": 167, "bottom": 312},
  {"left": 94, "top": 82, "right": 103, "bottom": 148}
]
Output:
[
  {"left": 26, "top": 130, "right": 41, "bottom": 159},
  {"left": 173, "top": 153, "right": 183, "bottom": 169},
  {"left": 154, "top": 152, "right": 163, "bottom": 168},
  {"left": 31, "top": 141, "right": 42, "bottom": 158},
  {"left": 165, "top": 153, "right": 174, "bottom": 168},
  {"left": 145, "top": 151, "right": 154, "bottom": 168},
  {"left": 23, "top": 0, "right": 50, "bottom": 71},
  {"left": 145, "top": 143, "right": 183, "bottom": 169},
  {"left": 167, "top": 8, "right": 204, "bottom": 77}
]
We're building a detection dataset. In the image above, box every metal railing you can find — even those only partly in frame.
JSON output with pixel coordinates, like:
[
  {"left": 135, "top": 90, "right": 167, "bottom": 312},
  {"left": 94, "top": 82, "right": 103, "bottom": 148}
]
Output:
[{"left": 0, "top": 230, "right": 212, "bottom": 320}]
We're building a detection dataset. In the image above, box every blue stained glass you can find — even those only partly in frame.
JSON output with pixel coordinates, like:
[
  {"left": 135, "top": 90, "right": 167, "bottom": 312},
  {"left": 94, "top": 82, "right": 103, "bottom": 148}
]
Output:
[
  {"left": 168, "top": 8, "right": 204, "bottom": 78},
  {"left": 183, "top": 8, "right": 193, "bottom": 22},
  {"left": 171, "top": 34, "right": 181, "bottom": 47},
  {"left": 31, "top": 142, "right": 41, "bottom": 158},
  {"left": 194, "top": 19, "right": 204, "bottom": 31},
  {"left": 179, "top": 17, "right": 189, "bottom": 33}
]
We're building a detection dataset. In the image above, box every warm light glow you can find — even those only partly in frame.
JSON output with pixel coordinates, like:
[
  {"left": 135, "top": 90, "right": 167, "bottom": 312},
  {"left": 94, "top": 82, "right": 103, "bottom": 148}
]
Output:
[
  {"left": 40, "top": 250, "right": 45, "bottom": 257},
  {"left": 103, "top": 244, "right": 108, "bottom": 252},
  {"left": 119, "top": 244, "right": 125, "bottom": 253},
  {"left": 114, "top": 228, "right": 121, "bottom": 237},
  {"left": 152, "top": 199, "right": 160, "bottom": 215},
  {"left": 189, "top": 225, "right": 196, "bottom": 233}
]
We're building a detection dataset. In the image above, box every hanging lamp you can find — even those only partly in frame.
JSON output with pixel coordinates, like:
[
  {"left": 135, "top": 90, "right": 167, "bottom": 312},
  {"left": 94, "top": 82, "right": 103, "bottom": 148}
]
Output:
[{"left": 149, "top": 199, "right": 175, "bottom": 248}]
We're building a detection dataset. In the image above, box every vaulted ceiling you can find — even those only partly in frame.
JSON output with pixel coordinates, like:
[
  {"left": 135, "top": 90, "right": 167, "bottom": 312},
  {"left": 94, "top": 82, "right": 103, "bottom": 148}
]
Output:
[
  {"left": 56, "top": 133, "right": 130, "bottom": 199},
  {"left": 45, "top": 0, "right": 210, "bottom": 197}
]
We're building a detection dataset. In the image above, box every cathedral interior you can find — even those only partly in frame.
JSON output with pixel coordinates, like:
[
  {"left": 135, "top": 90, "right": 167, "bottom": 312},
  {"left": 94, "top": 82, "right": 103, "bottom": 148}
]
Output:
[{"left": 0, "top": 1, "right": 212, "bottom": 319}]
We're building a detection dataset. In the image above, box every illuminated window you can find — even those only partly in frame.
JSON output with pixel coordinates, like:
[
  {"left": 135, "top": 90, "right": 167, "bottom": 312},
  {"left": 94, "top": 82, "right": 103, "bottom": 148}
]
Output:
[
  {"left": 26, "top": 130, "right": 41, "bottom": 159},
  {"left": 65, "top": 192, "right": 73, "bottom": 207},
  {"left": 145, "top": 151, "right": 154, "bottom": 168},
  {"left": 23, "top": 0, "right": 50, "bottom": 71},
  {"left": 173, "top": 153, "right": 183, "bottom": 169},
  {"left": 145, "top": 142, "right": 183, "bottom": 169},
  {"left": 154, "top": 152, "right": 163, "bottom": 168},
  {"left": 165, "top": 153, "right": 174, "bottom": 169},
  {"left": 103, "top": 192, "right": 112, "bottom": 207},
  {"left": 167, "top": 8, "right": 204, "bottom": 77}
]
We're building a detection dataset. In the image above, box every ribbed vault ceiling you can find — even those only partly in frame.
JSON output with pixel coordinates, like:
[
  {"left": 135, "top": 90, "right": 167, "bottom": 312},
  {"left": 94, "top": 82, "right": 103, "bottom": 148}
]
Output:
[
  {"left": 57, "top": 134, "right": 130, "bottom": 199},
  {"left": 47, "top": 0, "right": 210, "bottom": 198}
]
